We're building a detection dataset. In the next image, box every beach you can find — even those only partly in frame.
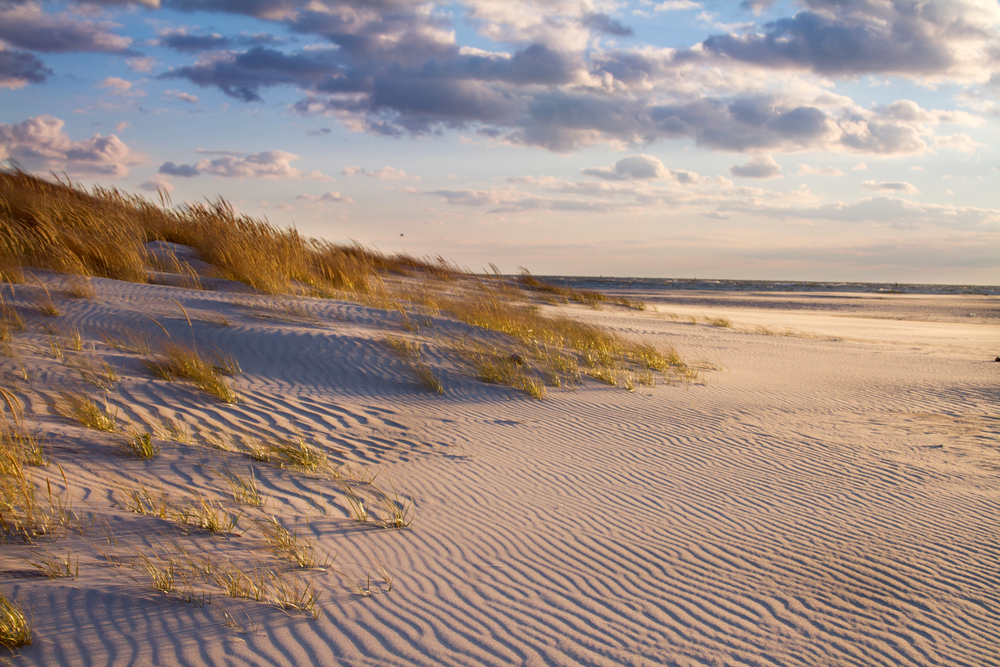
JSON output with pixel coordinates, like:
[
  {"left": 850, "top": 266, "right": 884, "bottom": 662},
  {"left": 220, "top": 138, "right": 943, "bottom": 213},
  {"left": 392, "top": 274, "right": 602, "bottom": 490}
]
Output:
[{"left": 1, "top": 276, "right": 997, "bottom": 666}]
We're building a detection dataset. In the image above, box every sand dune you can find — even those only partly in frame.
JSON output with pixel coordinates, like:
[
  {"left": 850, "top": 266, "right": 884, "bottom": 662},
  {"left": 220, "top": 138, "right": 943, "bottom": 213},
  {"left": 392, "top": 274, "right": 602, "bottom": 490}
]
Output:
[{"left": 1, "top": 271, "right": 996, "bottom": 666}]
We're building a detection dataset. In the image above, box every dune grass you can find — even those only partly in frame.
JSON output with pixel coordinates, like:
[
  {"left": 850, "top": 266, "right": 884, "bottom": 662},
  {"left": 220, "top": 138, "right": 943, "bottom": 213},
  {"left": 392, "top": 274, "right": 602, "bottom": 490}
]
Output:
[
  {"left": 0, "top": 165, "right": 458, "bottom": 297},
  {"left": 145, "top": 343, "right": 240, "bottom": 404},
  {"left": 0, "top": 591, "right": 31, "bottom": 648},
  {"left": 58, "top": 392, "right": 117, "bottom": 432}
]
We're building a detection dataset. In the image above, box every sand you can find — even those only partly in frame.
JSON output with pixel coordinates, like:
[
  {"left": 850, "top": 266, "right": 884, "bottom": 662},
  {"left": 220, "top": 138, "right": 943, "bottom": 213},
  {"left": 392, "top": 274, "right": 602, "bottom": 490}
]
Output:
[{"left": 1, "top": 271, "right": 997, "bottom": 666}]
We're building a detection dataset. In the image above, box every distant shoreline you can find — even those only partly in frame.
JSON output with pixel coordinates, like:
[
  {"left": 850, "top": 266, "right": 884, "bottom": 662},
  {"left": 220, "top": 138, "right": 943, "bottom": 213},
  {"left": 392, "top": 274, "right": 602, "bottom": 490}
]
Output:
[{"left": 529, "top": 276, "right": 1000, "bottom": 296}]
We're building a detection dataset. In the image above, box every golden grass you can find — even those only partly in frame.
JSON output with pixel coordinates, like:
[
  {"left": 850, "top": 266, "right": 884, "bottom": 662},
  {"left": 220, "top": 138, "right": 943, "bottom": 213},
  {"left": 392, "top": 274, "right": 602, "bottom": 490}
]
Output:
[
  {"left": 517, "top": 270, "right": 645, "bottom": 310},
  {"left": 0, "top": 591, "right": 31, "bottom": 648},
  {"left": 117, "top": 431, "right": 159, "bottom": 460},
  {"left": 255, "top": 515, "right": 327, "bottom": 568},
  {"left": 383, "top": 335, "right": 444, "bottom": 394},
  {"left": 145, "top": 343, "right": 240, "bottom": 403},
  {"left": 57, "top": 392, "right": 117, "bottom": 432},
  {"left": 26, "top": 548, "right": 79, "bottom": 579},
  {"left": 0, "top": 165, "right": 458, "bottom": 297},
  {"left": 65, "top": 353, "right": 120, "bottom": 391},
  {"left": 101, "top": 326, "right": 154, "bottom": 355}
]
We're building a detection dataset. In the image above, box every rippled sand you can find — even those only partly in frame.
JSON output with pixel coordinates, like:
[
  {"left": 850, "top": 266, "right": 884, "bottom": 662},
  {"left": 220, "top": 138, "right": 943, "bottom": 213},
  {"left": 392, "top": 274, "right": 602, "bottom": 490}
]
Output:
[{"left": 4, "top": 277, "right": 997, "bottom": 666}]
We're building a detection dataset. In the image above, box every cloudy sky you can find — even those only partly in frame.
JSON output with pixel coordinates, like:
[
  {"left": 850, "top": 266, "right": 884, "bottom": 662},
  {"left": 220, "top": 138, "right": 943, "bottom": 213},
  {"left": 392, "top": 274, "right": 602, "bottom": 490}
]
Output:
[{"left": 2, "top": 0, "right": 998, "bottom": 283}]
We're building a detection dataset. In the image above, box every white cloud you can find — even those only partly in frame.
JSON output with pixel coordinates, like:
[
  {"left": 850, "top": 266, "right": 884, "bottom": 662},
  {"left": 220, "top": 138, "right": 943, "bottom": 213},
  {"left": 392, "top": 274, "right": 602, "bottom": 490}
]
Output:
[
  {"left": 164, "top": 89, "right": 199, "bottom": 104},
  {"left": 98, "top": 77, "right": 132, "bottom": 92},
  {"left": 581, "top": 154, "right": 702, "bottom": 184},
  {"left": 852, "top": 162, "right": 869, "bottom": 171},
  {"left": 862, "top": 181, "right": 921, "bottom": 194},
  {"left": 0, "top": 115, "right": 139, "bottom": 177},
  {"left": 341, "top": 165, "right": 417, "bottom": 180},
  {"left": 296, "top": 192, "right": 353, "bottom": 203},
  {"left": 136, "top": 174, "right": 173, "bottom": 193},
  {"left": 933, "top": 133, "right": 984, "bottom": 154},
  {"left": 171, "top": 150, "right": 335, "bottom": 181},
  {"left": 796, "top": 165, "right": 844, "bottom": 177},
  {"left": 730, "top": 154, "right": 782, "bottom": 179},
  {"left": 655, "top": 1, "right": 701, "bottom": 11},
  {"left": 126, "top": 57, "right": 156, "bottom": 73}
]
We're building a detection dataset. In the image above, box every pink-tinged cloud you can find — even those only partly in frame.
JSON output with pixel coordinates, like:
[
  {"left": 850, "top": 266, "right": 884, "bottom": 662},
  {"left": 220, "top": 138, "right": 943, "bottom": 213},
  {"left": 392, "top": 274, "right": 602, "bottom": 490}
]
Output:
[{"left": 0, "top": 115, "right": 139, "bottom": 177}]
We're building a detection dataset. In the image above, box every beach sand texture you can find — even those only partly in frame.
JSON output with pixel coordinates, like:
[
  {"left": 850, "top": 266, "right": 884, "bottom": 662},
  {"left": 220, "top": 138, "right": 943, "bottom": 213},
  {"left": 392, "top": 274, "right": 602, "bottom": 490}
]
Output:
[{"left": 0, "top": 274, "right": 996, "bottom": 667}]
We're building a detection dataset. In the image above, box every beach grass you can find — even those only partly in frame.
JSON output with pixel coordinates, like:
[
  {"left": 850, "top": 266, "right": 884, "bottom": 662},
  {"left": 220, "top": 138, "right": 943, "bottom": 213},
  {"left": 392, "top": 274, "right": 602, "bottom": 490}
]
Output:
[{"left": 0, "top": 591, "right": 31, "bottom": 648}]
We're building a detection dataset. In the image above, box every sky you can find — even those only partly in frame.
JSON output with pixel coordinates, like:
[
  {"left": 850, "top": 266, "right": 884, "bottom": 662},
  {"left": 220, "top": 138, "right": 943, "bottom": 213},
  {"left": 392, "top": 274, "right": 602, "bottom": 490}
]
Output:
[{"left": 1, "top": 0, "right": 998, "bottom": 284}]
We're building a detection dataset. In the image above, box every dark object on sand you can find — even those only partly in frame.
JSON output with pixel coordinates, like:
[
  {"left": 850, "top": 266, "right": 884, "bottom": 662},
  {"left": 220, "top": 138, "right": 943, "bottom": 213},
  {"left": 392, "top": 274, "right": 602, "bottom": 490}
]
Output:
[
  {"left": 509, "top": 354, "right": 525, "bottom": 366},
  {"left": 995, "top": 356, "right": 1000, "bottom": 362}
]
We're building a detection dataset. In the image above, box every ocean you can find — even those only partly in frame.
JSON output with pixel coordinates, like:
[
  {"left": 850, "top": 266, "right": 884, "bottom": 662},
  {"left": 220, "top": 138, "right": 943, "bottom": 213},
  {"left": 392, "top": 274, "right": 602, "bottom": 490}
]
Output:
[{"left": 533, "top": 277, "right": 999, "bottom": 296}]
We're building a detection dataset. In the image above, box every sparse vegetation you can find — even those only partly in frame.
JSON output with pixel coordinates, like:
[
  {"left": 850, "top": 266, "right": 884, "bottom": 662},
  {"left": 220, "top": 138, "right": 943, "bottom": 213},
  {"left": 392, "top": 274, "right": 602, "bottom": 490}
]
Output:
[
  {"left": 58, "top": 392, "right": 117, "bottom": 432},
  {"left": 0, "top": 591, "right": 32, "bottom": 648},
  {"left": 145, "top": 343, "right": 239, "bottom": 403},
  {"left": 117, "top": 431, "right": 159, "bottom": 460}
]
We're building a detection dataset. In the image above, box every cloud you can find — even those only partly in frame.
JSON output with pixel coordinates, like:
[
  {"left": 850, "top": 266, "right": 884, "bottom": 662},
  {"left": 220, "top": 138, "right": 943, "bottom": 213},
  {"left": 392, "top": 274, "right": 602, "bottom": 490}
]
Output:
[
  {"left": 581, "top": 13, "right": 633, "bottom": 37},
  {"left": 934, "top": 133, "right": 984, "bottom": 153},
  {"left": 136, "top": 174, "right": 173, "bottom": 192},
  {"left": 163, "top": 89, "right": 199, "bottom": 104},
  {"left": 155, "top": 28, "right": 230, "bottom": 53},
  {"left": 655, "top": 2, "right": 702, "bottom": 12},
  {"left": 98, "top": 76, "right": 133, "bottom": 92},
  {"left": 862, "top": 180, "right": 920, "bottom": 194},
  {"left": 0, "top": 2, "right": 133, "bottom": 53},
  {"left": 0, "top": 48, "right": 51, "bottom": 88},
  {"left": 581, "top": 154, "right": 702, "bottom": 184},
  {"left": 141, "top": 2, "right": 993, "bottom": 155},
  {"left": 796, "top": 164, "right": 844, "bottom": 176},
  {"left": 159, "top": 150, "right": 334, "bottom": 180},
  {"left": 159, "top": 161, "right": 200, "bottom": 177},
  {"left": 0, "top": 115, "right": 138, "bottom": 177},
  {"left": 583, "top": 154, "right": 668, "bottom": 180},
  {"left": 296, "top": 191, "right": 353, "bottom": 203},
  {"left": 698, "top": 0, "right": 1000, "bottom": 81},
  {"left": 341, "top": 165, "right": 416, "bottom": 180},
  {"left": 730, "top": 154, "right": 782, "bottom": 179},
  {"left": 733, "top": 196, "right": 998, "bottom": 229},
  {"left": 126, "top": 56, "right": 157, "bottom": 73},
  {"left": 852, "top": 161, "right": 869, "bottom": 171}
]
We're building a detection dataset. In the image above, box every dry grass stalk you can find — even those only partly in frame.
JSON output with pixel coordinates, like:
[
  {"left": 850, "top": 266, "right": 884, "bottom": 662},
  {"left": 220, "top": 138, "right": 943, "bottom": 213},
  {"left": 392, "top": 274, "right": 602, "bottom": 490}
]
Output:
[
  {"left": 256, "top": 515, "right": 326, "bottom": 568},
  {"left": 66, "top": 353, "right": 120, "bottom": 391},
  {"left": 58, "top": 392, "right": 117, "bottom": 432},
  {"left": 145, "top": 343, "right": 240, "bottom": 403},
  {"left": 101, "top": 327, "right": 154, "bottom": 355},
  {"left": 63, "top": 276, "right": 96, "bottom": 299},
  {"left": 117, "top": 431, "right": 159, "bottom": 460},
  {"left": 26, "top": 548, "right": 79, "bottom": 579},
  {"left": 0, "top": 591, "right": 31, "bottom": 648}
]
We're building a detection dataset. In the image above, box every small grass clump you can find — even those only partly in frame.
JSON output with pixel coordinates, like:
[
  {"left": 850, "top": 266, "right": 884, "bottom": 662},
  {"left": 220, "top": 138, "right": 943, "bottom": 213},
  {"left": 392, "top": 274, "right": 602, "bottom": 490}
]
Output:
[
  {"left": 0, "top": 591, "right": 32, "bottom": 648},
  {"left": 173, "top": 496, "right": 240, "bottom": 534},
  {"left": 58, "top": 393, "right": 117, "bottom": 432},
  {"left": 145, "top": 343, "right": 240, "bottom": 403},
  {"left": 222, "top": 467, "right": 264, "bottom": 507},
  {"left": 64, "top": 276, "right": 96, "bottom": 299},
  {"left": 383, "top": 335, "right": 444, "bottom": 394},
  {"left": 117, "top": 431, "right": 159, "bottom": 460},
  {"left": 256, "top": 515, "right": 325, "bottom": 568},
  {"left": 27, "top": 548, "right": 79, "bottom": 579},
  {"left": 101, "top": 327, "right": 154, "bottom": 355},
  {"left": 66, "top": 354, "right": 120, "bottom": 391}
]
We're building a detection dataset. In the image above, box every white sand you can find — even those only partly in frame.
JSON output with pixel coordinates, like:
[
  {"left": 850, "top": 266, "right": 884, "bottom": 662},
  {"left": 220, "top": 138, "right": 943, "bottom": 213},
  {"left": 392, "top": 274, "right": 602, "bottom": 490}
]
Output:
[{"left": 2, "top": 273, "right": 997, "bottom": 666}]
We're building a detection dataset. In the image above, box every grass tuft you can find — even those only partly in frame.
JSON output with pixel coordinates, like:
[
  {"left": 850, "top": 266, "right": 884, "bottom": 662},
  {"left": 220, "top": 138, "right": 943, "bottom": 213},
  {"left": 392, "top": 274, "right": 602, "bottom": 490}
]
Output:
[
  {"left": 145, "top": 343, "right": 239, "bottom": 403},
  {"left": 58, "top": 392, "right": 117, "bottom": 432},
  {"left": 0, "top": 591, "right": 31, "bottom": 648}
]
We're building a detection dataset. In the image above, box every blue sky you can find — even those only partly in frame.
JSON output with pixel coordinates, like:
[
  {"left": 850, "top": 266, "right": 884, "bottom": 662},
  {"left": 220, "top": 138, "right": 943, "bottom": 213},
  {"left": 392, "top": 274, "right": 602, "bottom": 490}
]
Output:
[{"left": 1, "top": 0, "right": 998, "bottom": 283}]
